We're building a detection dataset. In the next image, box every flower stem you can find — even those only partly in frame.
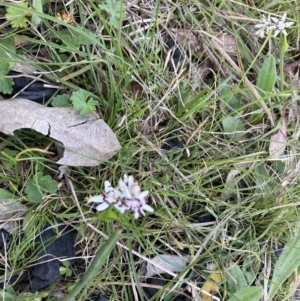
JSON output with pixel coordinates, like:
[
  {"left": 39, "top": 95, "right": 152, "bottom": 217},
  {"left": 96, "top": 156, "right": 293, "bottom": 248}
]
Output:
[
  {"left": 279, "top": 34, "right": 284, "bottom": 92},
  {"left": 49, "top": 228, "right": 122, "bottom": 301}
]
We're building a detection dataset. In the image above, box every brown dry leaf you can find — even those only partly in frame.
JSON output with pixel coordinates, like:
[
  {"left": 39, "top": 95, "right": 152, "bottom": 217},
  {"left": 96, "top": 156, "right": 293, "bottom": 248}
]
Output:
[
  {"left": 170, "top": 28, "right": 202, "bottom": 52},
  {"left": 168, "top": 29, "right": 237, "bottom": 57},
  {"left": 0, "top": 98, "right": 121, "bottom": 166},
  {"left": 0, "top": 199, "right": 28, "bottom": 233},
  {"left": 11, "top": 54, "right": 37, "bottom": 74},
  {"left": 214, "top": 33, "right": 237, "bottom": 56},
  {"left": 14, "top": 36, "right": 29, "bottom": 47},
  {"left": 169, "top": 29, "right": 203, "bottom": 55},
  {"left": 269, "top": 123, "right": 287, "bottom": 159}
]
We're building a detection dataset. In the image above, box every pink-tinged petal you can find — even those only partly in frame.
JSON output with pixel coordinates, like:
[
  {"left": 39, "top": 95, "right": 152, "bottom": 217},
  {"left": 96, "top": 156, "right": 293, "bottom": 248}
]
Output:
[
  {"left": 114, "top": 201, "right": 128, "bottom": 213},
  {"left": 255, "top": 29, "right": 265, "bottom": 38},
  {"left": 282, "top": 12, "right": 287, "bottom": 21},
  {"left": 88, "top": 195, "right": 104, "bottom": 203},
  {"left": 273, "top": 29, "right": 280, "bottom": 37},
  {"left": 133, "top": 210, "right": 140, "bottom": 219},
  {"left": 142, "top": 204, "right": 154, "bottom": 213},
  {"left": 104, "top": 180, "right": 114, "bottom": 194},
  {"left": 266, "top": 25, "right": 275, "bottom": 32},
  {"left": 254, "top": 24, "right": 265, "bottom": 28},
  {"left": 115, "top": 188, "right": 124, "bottom": 199},
  {"left": 119, "top": 182, "right": 132, "bottom": 199},
  {"left": 106, "top": 195, "right": 118, "bottom": 204},
  {"left": 285, "top": 22, "right": 294, "bottom": 27},
  {"left": 271, "top": 16, "right": 279, "bottom": 23},
  {"left": 96, "top": 202, "right": 110, "bottom": 212},
  {"left": 118, "top": 178, "right": 126, "bottom": 191},
  {"left": 127, "top": 175, "right": 135, "bottom": 187},
  {"left": 138, "top": 190, "right": 149, "bottom": 199}
]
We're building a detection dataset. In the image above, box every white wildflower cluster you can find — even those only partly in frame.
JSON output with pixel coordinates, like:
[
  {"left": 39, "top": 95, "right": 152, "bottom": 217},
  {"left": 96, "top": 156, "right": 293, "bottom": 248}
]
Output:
[
  {"left": 255, "top": 13, "right": 294, "bottom": 38},
  {"left": 88, "top": 175, "right": 154, "bottom": 219}
]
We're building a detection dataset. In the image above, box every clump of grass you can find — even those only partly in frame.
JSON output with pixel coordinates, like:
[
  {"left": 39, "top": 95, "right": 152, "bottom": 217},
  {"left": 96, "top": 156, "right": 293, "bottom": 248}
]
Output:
[{"left": 0, "top": 0, "right": 300, "bottom": 300}]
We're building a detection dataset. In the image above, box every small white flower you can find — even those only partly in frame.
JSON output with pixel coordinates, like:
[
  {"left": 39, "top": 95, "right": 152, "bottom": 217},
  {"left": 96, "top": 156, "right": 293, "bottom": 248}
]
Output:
[
  {"left": 88, "top": 180, "right": 118, "bottom": 211},
  {"left": 88, "top": 175, "right": 154, "bottom": 219},
  {"left": 117, "top": 175, "right": 153, "bottom": 218},
  {"left": 271, "top": 13, "right": 294, "bottom": 37},
  {"left": 254, "top": 13, "right": 294, "bottom": 38},
  {"left": 254, "top": 15, "right": 273, "bottom": 38}
]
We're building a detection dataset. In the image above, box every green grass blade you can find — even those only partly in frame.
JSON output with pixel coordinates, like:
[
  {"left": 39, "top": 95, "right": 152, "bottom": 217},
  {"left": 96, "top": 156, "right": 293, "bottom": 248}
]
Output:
[{"left": 31, "top": 0, "right": 43, "bottom": 27}]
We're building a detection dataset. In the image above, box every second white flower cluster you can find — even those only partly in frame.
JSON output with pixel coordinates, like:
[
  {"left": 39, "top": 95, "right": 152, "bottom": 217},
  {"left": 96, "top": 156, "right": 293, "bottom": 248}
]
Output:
[
  {"left": 255, "top": 13, "right": 294, "bottom": 38},
  {"left": 88, "top": 174, "right": 154, "bottom": 219}
]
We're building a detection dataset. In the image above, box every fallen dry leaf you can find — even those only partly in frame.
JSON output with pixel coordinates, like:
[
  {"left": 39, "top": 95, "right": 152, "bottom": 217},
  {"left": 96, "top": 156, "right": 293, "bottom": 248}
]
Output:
[
  {"left": 168, "top": 29, "right": 237, "bottom": 57},
  {"left": 145, "top": 254, "right": 188, "bottom": 277},
  {"left": 269, "top": 123, "right": 287, "bottom": 159},
  {"left": 214, "top": 33, "right": 237, "bottom": 56},
  {"left": 168, "top": 29, "right": 202, "bottom": 55},
  {"left": 283, "top": 60, "right": 300, "bottom": 74},
  {"left": 0, "top": 199, "right": 28, "bottom": 233},
  {"left": 0, "top": 98, "right": 121, "bottom": 166}
]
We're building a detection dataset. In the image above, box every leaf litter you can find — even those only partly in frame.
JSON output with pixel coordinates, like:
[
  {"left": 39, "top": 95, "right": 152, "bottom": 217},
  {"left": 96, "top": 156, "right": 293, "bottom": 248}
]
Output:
[
  {"left": 0, "top": 199, "right": 28, "bottom": 234},
  {"left": 269, "top": 122, "right": 287, "bottom": 159},
  {"left": 0, "top": 98, "right": 121, "bottom": 166}
]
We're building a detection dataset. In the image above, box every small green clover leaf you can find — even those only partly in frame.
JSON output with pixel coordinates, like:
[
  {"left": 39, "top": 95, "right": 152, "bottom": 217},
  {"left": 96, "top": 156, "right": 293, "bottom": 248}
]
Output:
[
  {"left": 59, "top": 261, "right": 72, "bottom": 277},
  {"left": 25, "top": 173, "right": 58, "bottom": 203}
]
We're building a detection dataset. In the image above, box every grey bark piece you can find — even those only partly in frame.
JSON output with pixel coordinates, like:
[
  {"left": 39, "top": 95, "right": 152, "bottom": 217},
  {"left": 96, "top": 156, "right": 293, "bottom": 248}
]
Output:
[{"left": 0, "top": 98, "right": 121, "bottom": 166}]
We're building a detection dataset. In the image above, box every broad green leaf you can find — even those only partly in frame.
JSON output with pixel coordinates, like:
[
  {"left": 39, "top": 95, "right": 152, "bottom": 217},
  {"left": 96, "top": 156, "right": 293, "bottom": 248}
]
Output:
[
  {"left": 25, "top": 181, "right": 44, "bottom": 203},
  {"left": 0, "top": 148, "right": 18, "bottom": 169},
  {"left": 0, "top": 37, "right": 16, "bottom": 70},
  {"left": 227, "top": 286, "right": 263, "bottom": 301},
  {"left": 222, "top": 116, "right": 245, "bottom": 142},
  {"left": 0, "top": 290, "right": 15, "bottom": 301},
  {"left": 0, "top": 286, "right": 16, "bottom": 301},
  {"left": 268, "top": 230, "right": 300, "bottom": 300},
  {"left": 256, "top": 55, "right": 276, "bottom": 95},
  {"left": 98, "top": 207, "right": 120, "bottom": 222},
  {"left": 254, "top": 163, "right": 272, "bottom": 196},
  {"left": 31, "top": 0, "right": 43, "bottom": 27},
  {"left": 221, "top": 85, "right": 241, "bottom": 110},
  {"left": 242, "top": 256, "right": 260, "bottom": 286},
  {"left": 25, "top": 174, "right": 58, "bottom": 203},
  {"left": 0, "top": 37, "right": 16, "bottom": 93},
  {"left": 0, "top": 76, "right": 13, "bottom": 94},
  {"left": 227, "top": 264, "right": 248, "bottom": 294},
  {"left": 55, "top": 28, "right": 96, "bottom": 50},
  {"left": 0, "top": 188, "right": 17, "bottom": 199}
]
